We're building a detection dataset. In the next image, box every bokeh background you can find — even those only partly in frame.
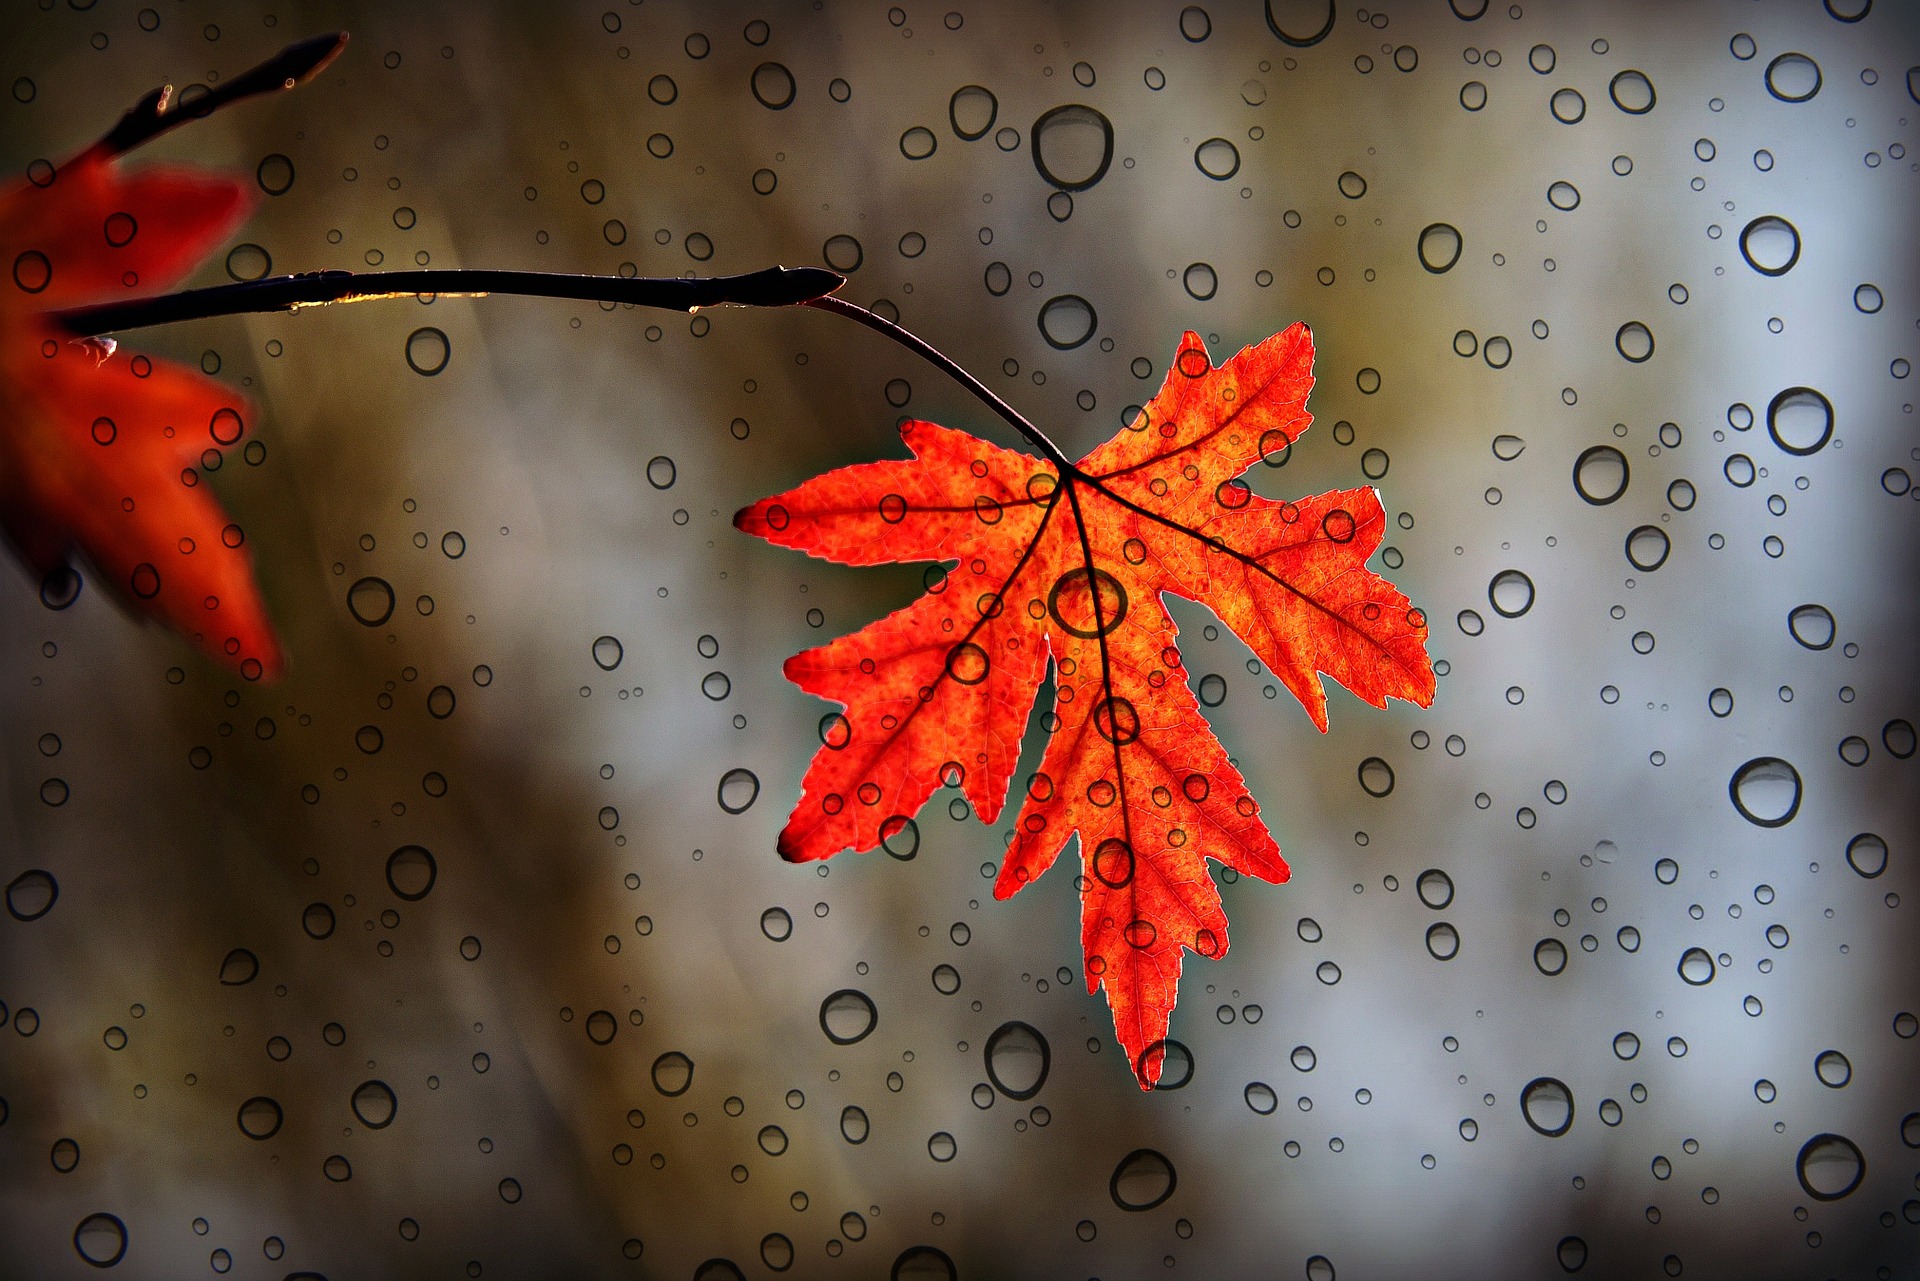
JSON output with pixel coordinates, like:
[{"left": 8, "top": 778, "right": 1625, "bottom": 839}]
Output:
[{"left": 3, "top": 1, "right": 1918, "bottom": 1277}]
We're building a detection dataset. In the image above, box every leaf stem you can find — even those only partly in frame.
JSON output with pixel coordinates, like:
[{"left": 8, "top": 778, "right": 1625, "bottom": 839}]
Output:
[
  {"left": 53, "top": 266, "right": 848, "bottom": 336},
  {"left": 93, "top": 33, "right": 351, "bottom": 160},
  {"left": 803, "top": 295, "right": 1074, "bottom": 470}
]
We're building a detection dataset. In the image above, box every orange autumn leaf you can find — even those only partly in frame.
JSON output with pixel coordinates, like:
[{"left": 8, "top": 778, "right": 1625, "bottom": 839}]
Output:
[
  {"left": 0, "top": 140, "right": 280, "bottom": 677},
  {"left": 737, "top": 324, "right": 1435, "bottom": 1087}
]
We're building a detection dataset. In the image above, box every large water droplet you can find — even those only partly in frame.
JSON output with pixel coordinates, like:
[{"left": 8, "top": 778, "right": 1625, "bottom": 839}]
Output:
[
  {"left": 1417, "top": 222, "right": 1462, "bottom": 273},
  {"left": 1796, "top": 1133, "right": 1864, "bottom": 1200},
  {"left": 1109, "top": 1148, "right": 1178, "bottom": 1210},
  {"left": 1729, "top": 757, "right": 1802, "bottom": 827},
  {"left": 5, "top": 869, "right": 58, "bottom": 921},
  {"left": 237, "top": 1095, "right": 284, "bottom": 1139},
  {"left": 750, "top": 61, "right": 796, "bottom": 109},
  {"left": 351, "top": 1079, "right": 397, "bottom": 1128},
  {"left": 717, "top": 768, "right": 760, "bottom": 814},
  {"left": 347, "top": 576, "right": 396, "bottom": 626},
  {"left": 1572, "top": 446, "right": 1629, "bottom": 504},
  {"left": 1767, "top": 387, "right": 1833, "bottom": 455},
  {"left": 1416, "top": 868, "right": 1454, "bottom": 909},
  {"left": 1492, "top": 434, "right": 1526, "bottom": 461},
  {"left": 218, "top": 947, "right": 258, "bottom": 985},
  {"left": 1814, "top": 1049, "right": 1852, "bottom": 1088},
  {"left": 1031, "top": 105, "right": 1114, "bottom": 191},
  {"left": 891, "top": 1245, "right": 958, "bottom": 1280},
  {"left": 592, "top": 635, "right": 624, "bottom": 670},
  {"left": 1845, "top": 833, "right": 1888, "bottom": 878},
  {"left": 1037, "top": 295, "right": 1098, "bottom": 350},
  {"left": 819, "top": 989, "right": 878, "bottom": 1044},
  {"left": 1614, "top": 321, "right": 1655, "bottom": 362},
  {"left": 404, "top": 327, "right": 450, "bottom": 376},
  {"left": 1624, "top": 525, "right": 1671, "bottom": 572},
  {"left": 1488, "top": 569, "right": 1536, "bottom": 618},
  {"left": 1765, "top": 52, "right": 1822, "bottom": 102},
  {"left": 1425, "top": 922, "right": 1460, "bottom": 960},
  {"left": 1677, "top": 947, "right": 1715, "bottom": 985},
  {"left": 840, "top": 1104, "right": 870, "bottom": 1143},
  {"left": 1244, "top": 1081, "right": 1279, "bottom": 1114},
  {"left": 73, "top": 1213, "right": 128, "bottom": 1268},
  {"left": 1265, "top": 0, "right": 1335, "bottom": 47},
  {"left": 385, "top": 845, "right": 436, "bottom": 901},
  {"left": 1520, "top": 1077, "right": 1574, "bottom": 1136},
  {"left": 949, "top": 85, "right": 997, "bottom": 139},
  {"left": 1739, "top": 216, "right": 1801, "bottom": 276},
  {"left": 984, "top": 1021, "right": 1050, "bottom": 1099},
  {"left": 1193, "top": 137, "right": 1240, "bottom": 180},
  {"left": 651, "top": 1050, "right": 694, "bottom": 1096},
  {"left": 1787, "top": 603, "right": 1835, "bottom": 650},
  {"left": 1608, "top": 69, "right": 1656, "bottom": 113}
]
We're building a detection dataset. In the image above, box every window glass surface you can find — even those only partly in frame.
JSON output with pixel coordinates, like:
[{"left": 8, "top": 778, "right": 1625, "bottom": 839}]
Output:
[{"left": 2, "top": 3, "right": 1916, "bottom": 1278}]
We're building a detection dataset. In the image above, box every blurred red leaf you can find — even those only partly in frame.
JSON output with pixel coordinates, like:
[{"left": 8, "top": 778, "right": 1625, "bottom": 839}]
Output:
[
  {"left": 737, "top": 324, "right": 1435, "bottom": 1087},
  {"left": 0, "top": 145, "right": 281, "bottom": 677}
]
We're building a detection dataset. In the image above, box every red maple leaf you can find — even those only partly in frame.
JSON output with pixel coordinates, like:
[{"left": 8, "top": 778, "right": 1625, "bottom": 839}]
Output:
[
  {"left": 737, "top": 324, "right": 1435, "bottom": 1087},
  {"left": 0, "top": 122, "right": 281, "bottom": 676}
]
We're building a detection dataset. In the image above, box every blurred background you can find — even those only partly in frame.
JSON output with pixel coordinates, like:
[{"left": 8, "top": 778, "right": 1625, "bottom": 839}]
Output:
[{"left": 2, "top": 1, "right": 1917, "bottom": 1277}]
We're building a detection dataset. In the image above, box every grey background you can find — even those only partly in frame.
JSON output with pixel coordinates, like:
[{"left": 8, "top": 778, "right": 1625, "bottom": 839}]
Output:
[{"left": 1, "top": 1, "right": 1916, "bottom": 1277}]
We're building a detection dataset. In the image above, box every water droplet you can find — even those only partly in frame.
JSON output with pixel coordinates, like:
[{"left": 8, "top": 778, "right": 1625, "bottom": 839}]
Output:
[
  {"left": 1109, "top": 1148, "right": 1178, "bottom": 1210},
  {"left": 237, "top": 1095, "right": 284, "bottom": 1139},
  {"left": 1787, "top": 603, "right": 1835, "bottom": 650},
  {"left": 225, "top": 243, "right": 271, "bottom": 281},
  {"left": 1573, "top": 446, "right": 1630, "bottom": 504},
  {"left": 256, "top": 154, "right": 295, "bottom": 195},
  {"left": 592, "top": 635, "right": 624, "bottom": 670},
  {"left": 651, "top": 1050, "right": 694, "bottom": 1096},
  {"left": 1796, "top": 1133, "right": 1864, "bottom": 1200},
  {"left": 1416, "top": 869, "right": 1454, "bottom": 909},
  {"left": 1739, "top": 216, "right": 1801, "bottom": 276},
  {"left": 1550, "top": 88, "right": 1587, "bottom": 123},
  {"left": 645, "top": 455, "right": 677, "bottom": 489},
  {"left": 351, "top": 1079, "right": 397, "bottom": 1128},
  {"left": 1488, "top": 569, "right": 1536, "bottom": 618},
  {"left": 1182, "top": 262, "right": 1218, "bottom": 300},
  {"left": 5, "top": 869, "right": 58, "bottom": 921},
  {"left": 1547, "top": 180, "right": 1581, "bottom": 211},
  {"left": 1557, "top": 1236, "right": 1589, "bottom": 1272},
  {"left": 1357, "top": 757, "right": 1395, "bottom": 798},
  {"left": 1265, "top": 0, "right": 1335, "bottom": 47},
  {"left": 1336, "top": 170, "right": 1368, "bottom": 199},
  {"left": 1491, "top": 434, "right": 1526, "bottom": 461},
  {"left": 984, "top": 1021, "right": 1050, "bottom": 1099},
  {"left": 819, "top": 989, "right": 878, "bottom": 1044},
  {"left": 1416, "top": 222, "right": 1463, "bottom": 273},
  {"left": 1854, "top": 283, "right": 1883, "bottom": 313},
  {"left": 72, "top": 1213, "right": 128, "bottom": 1268},
  {"left": 1765, "top": 52, "right": 1823, "bottom": 102},
  {"left": 385, "top": 845, "right": 436, "bottom": 901},
  {"left": 1814, "top": 1048, "right": 1852, "bottom": 1088},
  {"left": 1614, "top": 321, "right": 1654, "bottom": 362},
  {"left": 1729, "top": 757, "right": 1802, "bottom": 827},
  {"left": 217, "top": 947, "right": 258, "bottom": 985},
  {"left": 1624, "top": 525, "right": 1671, "bottom": 572},
  {"left": 1520, "top": 1077, "right": 1574, "bottom": 1136},
  {"left": 717, "top": 768, "right": 759, "bottom": 814},
  {"left": 1608, "top": 69, "right": 1656, "bottom": 113},
  {"left": 891, "top": 1245, "right": 958, "bottom": 1280},
  {"left": 926, "top": 1131, "right": 957, "bottom": 1161},
  {"left": 899, "top": 126, "right": 938, "bottom": 160},
  {"left": 839, "top": 1104, "right": 870, "bottom": 1143},
  {"left": 1767, "top": 387, "right": 1833, "bottom": 455},
  {"left": 1037, "top": 295, "right": 1098, "bottom": 350},
  {"left": 1677, "top": 947, "right": 1715, "bottom": 985},
  {"left": 1534, "top": 938, "right": 1568, "bottom": 975},
  {"left": 750, "top": 61, "right": 796, "bottom": 109},
  {"left": 1244, "top": 1082, "right": 1278, "bottom": 1114},
  {"left": 1193, "top": 138, "right": 1241, "bottom": 180},
  {"left": 1030, "top": 104, "right": 1114, "bottom": 191},
  {"left": 1845, "top": 833, "right": 1888, "bottom": 878},
  {"left": 822, "top": 234, "right": 864, "bottom": 273},
  {"left": 404, "top": 327, "right": 449, "bottom": 375},
  {"left": 347, "top": 576, "right": 396, "bottom": 626},
  {"left": 949, "top": 85, "right": 997, "bottom": 140},
  {"left": 1425, "top": 922, "right": 1461, "bottom": 960}
]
